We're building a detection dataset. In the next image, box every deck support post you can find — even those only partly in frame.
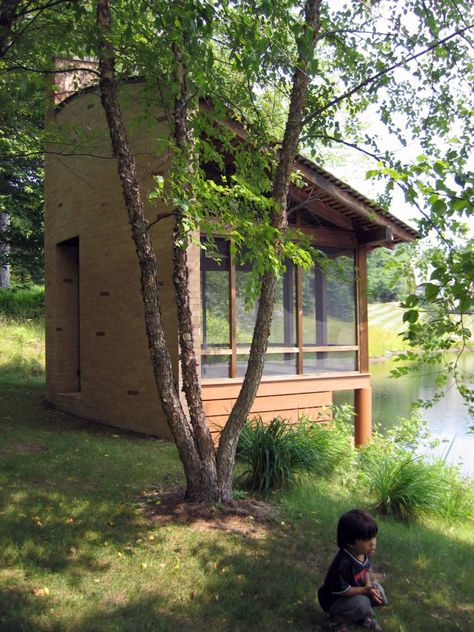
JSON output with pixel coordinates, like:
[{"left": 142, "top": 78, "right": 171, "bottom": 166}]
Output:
[{"left": 354, "top": 387, "right": 372, "bottom": 446}]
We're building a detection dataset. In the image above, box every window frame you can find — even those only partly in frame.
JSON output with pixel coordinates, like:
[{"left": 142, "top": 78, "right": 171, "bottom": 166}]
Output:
[{"left": 200, "top": 235, "right": 361, "bottom": 380}]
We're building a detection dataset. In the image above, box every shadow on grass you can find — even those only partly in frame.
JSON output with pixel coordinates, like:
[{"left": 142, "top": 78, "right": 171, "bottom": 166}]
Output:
[
  {"left": 32, "top": 516, "right": 473, "bottom": 631},
  {"left": 1, "top": 382, "right": 473, "bottom": 631},
  {"left": 71, "top": 595, "right": 217, "bottom": 632},
  {"left": 0, "top": 587, "right": 50, "bottom": 632},
  {"left": 1, "top": 384, "right": 178, "bottom": 573}
]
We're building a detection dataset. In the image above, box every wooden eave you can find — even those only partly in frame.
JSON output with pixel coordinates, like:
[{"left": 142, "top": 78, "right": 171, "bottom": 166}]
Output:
[
  {"left": 294, "top": 155, "right": 420, "bottom": 247},
  {"left": 224, "top": 119, "right": 419, "bottom": 247}
]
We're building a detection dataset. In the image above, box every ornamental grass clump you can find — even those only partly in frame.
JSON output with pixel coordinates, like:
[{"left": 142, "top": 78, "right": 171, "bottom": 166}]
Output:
[
  {"left": 427, "top": 460, "right": 474, "bottom": 522},
  {"left": 361, "top": 454, "right": 444, "bottom": 521},
  {"left": 236, "top": 413, "right": 352, "bottom": 493},
  {"left": 358, "top": 412, "right": 473, "bottom": 522}
]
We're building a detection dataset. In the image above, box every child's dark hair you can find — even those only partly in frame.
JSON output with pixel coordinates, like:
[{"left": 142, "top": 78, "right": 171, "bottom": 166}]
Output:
[{"left": 337, "top": 509, "right": 378, "bottom": 548}]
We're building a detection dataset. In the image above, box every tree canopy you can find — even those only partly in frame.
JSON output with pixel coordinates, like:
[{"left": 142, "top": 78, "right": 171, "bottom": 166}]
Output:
[{"left": 1, "top": 0, "right": 473, "bottom": 497}]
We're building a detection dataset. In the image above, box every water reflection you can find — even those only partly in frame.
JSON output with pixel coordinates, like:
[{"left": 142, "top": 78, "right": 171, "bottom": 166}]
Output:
[{"left": 335, "top": 354, "right": 474, "bottom": 477}]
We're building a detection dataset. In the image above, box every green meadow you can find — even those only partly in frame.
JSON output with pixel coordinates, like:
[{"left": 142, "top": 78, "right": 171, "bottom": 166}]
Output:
[{"left": 1, "top": 297, "right": 473, "bottom": 631}]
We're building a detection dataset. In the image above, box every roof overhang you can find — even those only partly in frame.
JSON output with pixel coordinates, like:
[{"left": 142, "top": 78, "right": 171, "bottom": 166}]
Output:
[
  {"left": 54, "top": 74, "right": 420, "bottom": 247},
  {"left": 294, "top": 155, "right": 420, "bottom": 247}
]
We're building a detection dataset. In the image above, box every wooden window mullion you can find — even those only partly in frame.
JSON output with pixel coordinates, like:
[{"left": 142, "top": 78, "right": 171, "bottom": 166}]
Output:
[
  {"left": 296, "top": 264, "right": 303, "bottom": 374},
  {"left": 356, "top": 245, "right": 368, "bottom": 373},
  {"left": 229, "top": 243, "right": 237, "bottom": 377}
]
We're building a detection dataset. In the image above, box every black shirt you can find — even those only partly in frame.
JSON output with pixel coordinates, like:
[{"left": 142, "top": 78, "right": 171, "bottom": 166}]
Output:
[{"left": 318, "top": 548, "right": 371, "bottom": 612}]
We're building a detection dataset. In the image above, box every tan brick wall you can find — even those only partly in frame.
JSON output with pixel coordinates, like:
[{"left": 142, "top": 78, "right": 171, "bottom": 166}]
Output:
[
  {"left": 45, "top": 82, "right": 370, "bottom": 441},
  {"left": 45, "top": 84, "right": 177, "bottom": 437},
  {"left": 186, "top": 233, "right": 202, "bottom": 380}
]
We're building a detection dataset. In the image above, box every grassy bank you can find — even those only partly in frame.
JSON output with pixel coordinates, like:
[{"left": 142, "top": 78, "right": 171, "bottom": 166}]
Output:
[
  {"left": 1, "top": 380, "right": 473, "bottom": 631},
  {"left": 368, "top": 302, "right": 474, "bottom": 358},
  {"left": 1, "top": 313, "right": 473, "bottom": 630},
  {"left": 0, "top": 285, "right": 45, "bottom": 320},
  {"left": 0, "top": 317, "right": 45, "bottom": 385}
]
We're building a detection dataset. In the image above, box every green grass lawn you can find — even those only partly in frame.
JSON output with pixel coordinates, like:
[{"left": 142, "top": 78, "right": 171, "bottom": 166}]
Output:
[
  {"left": 1, "top": 317, "right": 473, "bottom": 630},
  {"left": 0, "top": 316, "right": 45, "bottom": 384},
  {"left": 367, "top": 302, "right": 474, "bottom": 358},
  {"left": 1, "top": 378, "right": 473, "bottom": 631}
]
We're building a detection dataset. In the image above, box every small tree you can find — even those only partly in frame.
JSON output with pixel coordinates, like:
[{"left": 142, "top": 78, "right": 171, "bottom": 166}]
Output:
[
  {"left": 1, "top": 0, "right": 473, "bottom": 499},
  {"left": 96, "top": 0, "right": 323, "bottom": 501},
  {"left": 367, "top": 246, "right": 416, "bottom": 303}
]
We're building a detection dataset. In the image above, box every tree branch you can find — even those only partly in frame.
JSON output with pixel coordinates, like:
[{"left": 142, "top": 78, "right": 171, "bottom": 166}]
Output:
[
  {"left": 0, "top": 0, "right": 22, "bottom": 57},
  {"left": 301, "top": 133, "right": 383, "bottom": 161},
  {"left": 287, "top": 187, "right": 321, "bottom": 214},
  {"left": 0, "top": 0, "right": 77, "bottom": 58},
  {"left": 147, "top": 210, "right": 175, "bottom": 229},
  {"left": 15, "top": 0, "right": 73, "bottom": 19},
  {"left": 303, "top": 24, "right": 474, "bottom": 126},
  {"left": 0, "top": 62, "right": 100, "bottom": 76}
]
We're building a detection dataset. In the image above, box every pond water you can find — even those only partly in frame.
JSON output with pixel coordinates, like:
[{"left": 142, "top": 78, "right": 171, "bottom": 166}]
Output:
[{"left": 336, "top": 354, "right": 474, "bottom": 477}]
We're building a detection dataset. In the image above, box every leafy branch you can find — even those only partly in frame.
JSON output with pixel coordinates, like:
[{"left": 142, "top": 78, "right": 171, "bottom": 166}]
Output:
[{"left": 303, "top": 23, "right": 473, "bottom": 125}]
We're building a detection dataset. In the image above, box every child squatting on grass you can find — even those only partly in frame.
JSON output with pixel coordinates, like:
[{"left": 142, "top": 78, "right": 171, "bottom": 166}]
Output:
[{"left": 318, "top": 509, "right": 388, "bottom": 632}]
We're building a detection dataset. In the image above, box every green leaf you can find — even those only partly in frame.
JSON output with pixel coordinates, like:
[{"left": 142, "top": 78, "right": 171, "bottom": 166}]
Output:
[
  {"left": 403, "top": 294, "right": 419, "bottom": 308},
  {"left": 403, "top": 310, "right": 419, "bottom": 324},
  {"left": 431, "top": 198, "right": 447, "bottom": 214},
  {"left": 424, "top": 283, "right": 440, "bottom": 301},
  {"left": 458, "top": 295, "right": 474, "bottom": 313},
  {"left": 430, "top": 267, "right": 447, "bottom": 282},
  {"left": 433, "top": 160, "right": 448, "bottom": 176}
]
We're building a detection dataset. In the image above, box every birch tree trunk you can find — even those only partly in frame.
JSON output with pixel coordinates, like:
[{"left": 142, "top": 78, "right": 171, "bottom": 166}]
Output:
[
  {"left": 0, "top": 212, "right": 10, "bottom": 288},
  {"left": 170, "top": 36, "right": 219, "bottom": 496},
  {"left": 96, "top": 0, "right": 321, "bottom": 503},
  {"left": 216, "top": 0, "right": 322, "bottom": 499},
  {"left": 96, "top": 0, "right": 219, "bottom": 501}
]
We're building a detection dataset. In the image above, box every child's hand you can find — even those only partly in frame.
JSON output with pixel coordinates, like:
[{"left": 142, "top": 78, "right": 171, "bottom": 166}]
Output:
[{"left": 368, "top": 585, "right": 384, "bottom": 605}]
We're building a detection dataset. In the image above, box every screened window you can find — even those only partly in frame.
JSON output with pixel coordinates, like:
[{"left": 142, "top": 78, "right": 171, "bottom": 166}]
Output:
[
  {"left": 200, "top": 238, "right": 358, "bottom": 378},
  {"left": 302, "top": 248, "right": 356, "bottom": 346},
  {"left": 201, "top": 239, "right": 230, "bottom": 378}
]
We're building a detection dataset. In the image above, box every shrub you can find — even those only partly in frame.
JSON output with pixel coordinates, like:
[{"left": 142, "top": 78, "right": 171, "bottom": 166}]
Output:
[
  {"left": 236, "top": 413, "right": 353, "bottom": 493},
  {"left": 361, "top": 454, "right": 444, "bottom": 521}
]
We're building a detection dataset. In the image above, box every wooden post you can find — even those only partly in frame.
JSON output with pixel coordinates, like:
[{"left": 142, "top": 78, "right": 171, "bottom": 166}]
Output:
[
  {"left": 357, "top": 245, "right": 369, "bottom": 373},
  {"left": 354, "top": 387, "right": 372, "bottom": 446},
  {"left": 229, "top": 243, "right": 237, "bottom": 378}
]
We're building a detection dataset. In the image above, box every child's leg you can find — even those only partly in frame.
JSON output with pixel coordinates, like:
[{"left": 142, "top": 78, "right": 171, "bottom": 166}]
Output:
[{"left": 328, "top": 595, "right": 374, "bottom": 624}]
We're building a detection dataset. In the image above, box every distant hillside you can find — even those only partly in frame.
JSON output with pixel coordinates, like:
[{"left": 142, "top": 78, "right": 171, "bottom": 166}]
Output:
[
  {"left": 369, "top": 302, "right": 405, "bottom": 332},
  {"left": 368, "top": 302, "right": 407, "bottom": 358},
  {"left": 367, "top": 302, "right": 474, "bottom": 359}
]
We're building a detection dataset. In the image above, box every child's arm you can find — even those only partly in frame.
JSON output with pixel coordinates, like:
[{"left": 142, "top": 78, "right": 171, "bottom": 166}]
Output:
[
  {"left": 366, "top": 569, "right": 384, "bottom": 604},
  {"left": 342, "top": 584, "right": 384, "bottom": 604}
]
